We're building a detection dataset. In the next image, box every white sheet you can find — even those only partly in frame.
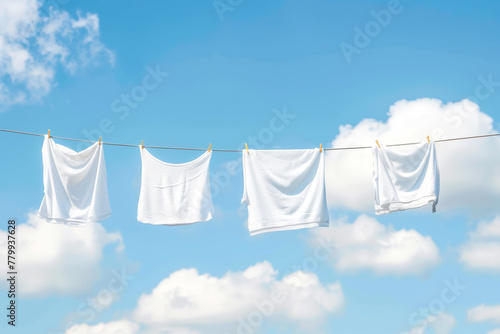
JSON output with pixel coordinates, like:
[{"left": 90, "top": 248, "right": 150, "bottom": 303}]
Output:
[
  {"left": 242, "top": 148, "right": 329, "bottom": 235},
  {"left": 138, "top": 148, "right": 214, "bottom": 225},
  {"left": 372, "top": 140, "right": 440, "bottom": 215},
  {"left": 38, "top": 135, "right": 111, "bottom": 225}
]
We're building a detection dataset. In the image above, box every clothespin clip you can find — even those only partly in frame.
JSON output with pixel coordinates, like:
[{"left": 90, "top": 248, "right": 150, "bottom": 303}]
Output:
[
  {"left": 376, "top": 140, "right": 380, "bottom": 148},
  {"left": 427, "top": 136, "right": 430, "bottom": 144},
  {"left": 245, "top": 143, "right": 249, "bottom": 154},
  {"left": 48, "top": 129, "right": 50, "bottom": 139},
  {"left": 320, "top": 143, "right": 323, "bottom": 152},
  {"left": 141, "top": 140, "right": 144, "bottom": 149},
  {"left": 99, "top": 137, "right": 101, "bottom": 146},
  {"left": 209, "top": 143, "right": 211, "bottom": 152}
]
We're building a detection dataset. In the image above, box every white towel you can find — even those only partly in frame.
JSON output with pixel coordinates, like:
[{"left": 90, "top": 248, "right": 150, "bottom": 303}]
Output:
[
  {"left": 38, "top": 135, "right": 111, "bottom": 225},
  {"left": 242, "top": 149, "right": 329, "bottom": 235},
  {"left": 372, "top": 140, "right": 440, "bottom": 215},
  {"left": 137, "top": 148, "right": 214, "bottom": 225}
]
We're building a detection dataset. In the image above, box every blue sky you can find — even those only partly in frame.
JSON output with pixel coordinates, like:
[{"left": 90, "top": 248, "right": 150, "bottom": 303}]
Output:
[{"left": 1, "top": 0, "right": 500, "bottom": 333}]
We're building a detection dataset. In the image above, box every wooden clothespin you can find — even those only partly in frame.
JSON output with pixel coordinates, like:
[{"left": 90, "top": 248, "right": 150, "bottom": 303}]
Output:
[
  {"left": 319, "top": 143, "right": 322, "bottom": 152},
  {"left": 376, "top": 140, "right": 380, "bottom": 148},
  {"left": 245, "top": 143, "right": 249, "bottom": 154},
  {"left": 141, "top": 140, "right": 144, "bottom": 149},
  {"left": 48, "top": 129, "right": 50, "bottom": 139},
  {"left": 209, "top": 143, "right": 211, "bottom": 152},
  {"left": 427, "top": 136, "right": 430, "bottom": 144},
  {"left": 99, "top": 137, "right": 101, "bottom": 146}
]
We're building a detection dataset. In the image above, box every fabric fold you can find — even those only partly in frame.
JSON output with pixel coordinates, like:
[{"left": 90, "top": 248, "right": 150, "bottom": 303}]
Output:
[
  {"left": 38, "top": 135, "right": 111, "bottom": 225},
  {"left": 242, "top": 148, "right": 329, "bottom": 235},
  {"left": 372, "top": 140, "right": 440, "bottom": 215},
  {"left": 137, "top": 148, "right": 214, "bottom": 225}
]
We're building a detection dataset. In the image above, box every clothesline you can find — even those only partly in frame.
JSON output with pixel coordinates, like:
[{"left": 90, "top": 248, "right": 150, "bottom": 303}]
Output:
[
  {"left": 8, "top": 126, "right": 494, "bottom": 232},
  {"left": 0, "top": 128, "right": 499, "bottom": 152}
]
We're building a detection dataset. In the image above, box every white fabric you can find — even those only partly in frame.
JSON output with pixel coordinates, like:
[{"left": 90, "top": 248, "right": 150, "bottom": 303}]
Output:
[
  {"left": 372, "top": 140, "right": 440, "bottom": 215},
  {"left": 138, "top": 148, "right": 214, "bottom": 225},
  {"left": 242, "top": 148, "right": 329, "bottom": 236},
  {"left": 38, "top": 135, "right": 111, "bottom": 226}
]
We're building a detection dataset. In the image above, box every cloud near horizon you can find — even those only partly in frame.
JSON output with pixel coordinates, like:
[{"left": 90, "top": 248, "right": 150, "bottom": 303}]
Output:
[
  {"left": 459, "top": 215, "right": 500, "bottom": 272},
  {"left": 401, "top": 312, "right": 456, "bottom": 334},
  {"left": 308, "top": 215, "right": 441, "bottom": 276},
  {"left": 66, "top": 261, "right": 344, "bottom": 333},
  {"left": 0, "top": 211, "right": 123, "bottom": 297},
  {"left": 467, "top": 304, "right": 500, "bottom": 324}
]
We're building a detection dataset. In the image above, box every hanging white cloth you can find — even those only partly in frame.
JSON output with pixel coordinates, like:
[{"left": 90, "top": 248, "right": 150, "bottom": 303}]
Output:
[
  {"left": 137, "top": 148, "right": 214, "bottom": 225},
  {"left": 372, "top": 140, "right": 440, "bottom": 215},
  {"left": 242, "top": 148, "right": 329, "bottom": 235},
  {"left": 38, "top": 135, "right": 111, "bottom": 225}
]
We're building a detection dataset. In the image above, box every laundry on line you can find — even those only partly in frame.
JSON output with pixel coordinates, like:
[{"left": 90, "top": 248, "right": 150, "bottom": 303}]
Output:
[
  {"left": 1, "top": 127, "right": 499, "bottom": 235},
  {"left": 1, "top": 128, "right": 499, "bottom": 152}
]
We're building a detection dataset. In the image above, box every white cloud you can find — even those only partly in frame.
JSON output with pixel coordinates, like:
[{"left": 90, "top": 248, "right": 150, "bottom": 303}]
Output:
[
  {"left": 0, "top": 211, "right": 123, "bottom": 297},
  {"left": 469, "top": 216, "right": 500, "bottom": 239},
  {"left": 64, "top": 262, "right": 344, "bottom": 333},
  {"left": 431, "top": 312, "right": 457, "bottom": 334},
  {"left": 459, "top": 216, "right": 500, "bottom": 271},
  {"left": 326, "top": 98, "right": 500, "bottom": 216},
  {"left": 65, "top": 321, "right": 203, "bottom": 334},
  {"left": 142, "top": 328, "right": 201, "bottom": 334},
  {"left": 467, "top": 304, "right": 500, "bottom": 324},
  {"left": 402, "top": 312, "right": 456, "bottom": 334},
  {"left": 402, "top": 328, "right": 423, "bottom": 334},
  {"left": 0, "top": 0, "right": 113, "bottom": 107},
  {"left": 66, "top": 319, "right": 139, "bottom": 334},
  {"left": 133, "top": 261, "right": 344, "bottom": 332},
  {"left": 487, "top": 329, "right": 500, "bottom": 334},
  {"left": 308, "top": 215, "right": 440, "bottom": 275}
]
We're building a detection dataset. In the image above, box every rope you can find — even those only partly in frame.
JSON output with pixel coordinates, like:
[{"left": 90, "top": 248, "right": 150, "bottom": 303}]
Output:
[
  {"left": 0, "top": 128, "right": 499, "bottom": 152},
  {"left": 324, "top": 133, "right": 500, "bottom": 151}
]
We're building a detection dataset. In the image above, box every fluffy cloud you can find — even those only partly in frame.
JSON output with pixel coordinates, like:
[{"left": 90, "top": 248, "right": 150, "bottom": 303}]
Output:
[
  {"left": 140, "top": 328, "right": 201, "bottom": 334},
  {"left": 308, "top": 215, "right": 440, "bottom": 275},
  {"left": 487, "top": 329, "right": 500, "bottom": 334},
  {"left": 0, "top": 0, "right": 113, "bottom": 107},
  {"left": 65, "top": 321, "right": 202, "bottom": 334},
  {"left": 459, "top": 216, "right": 500, "bottom": 271},
  {"left": 66, "top": 320, "right": 139, "bottom": 334},
  {"left": 467, "top": 304, "right": 500, "bottom": 324},
  {"left": 133, "top": 261, "right": 344, "bottom": 332},
  {"left": 326, "top": 98, "right": 500, "bottom": 216},
  {"left": 65, "top": 262, "right": 344, "bottom": 333},
  {"left": 402, "top": 312, "right": 456, "bottom": 334},
  {"left": 0, "top": 212, "right": 123, "bottom": 297},
  {"left": 431, "top": 313, "right": 457, "bottom": 334}
]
